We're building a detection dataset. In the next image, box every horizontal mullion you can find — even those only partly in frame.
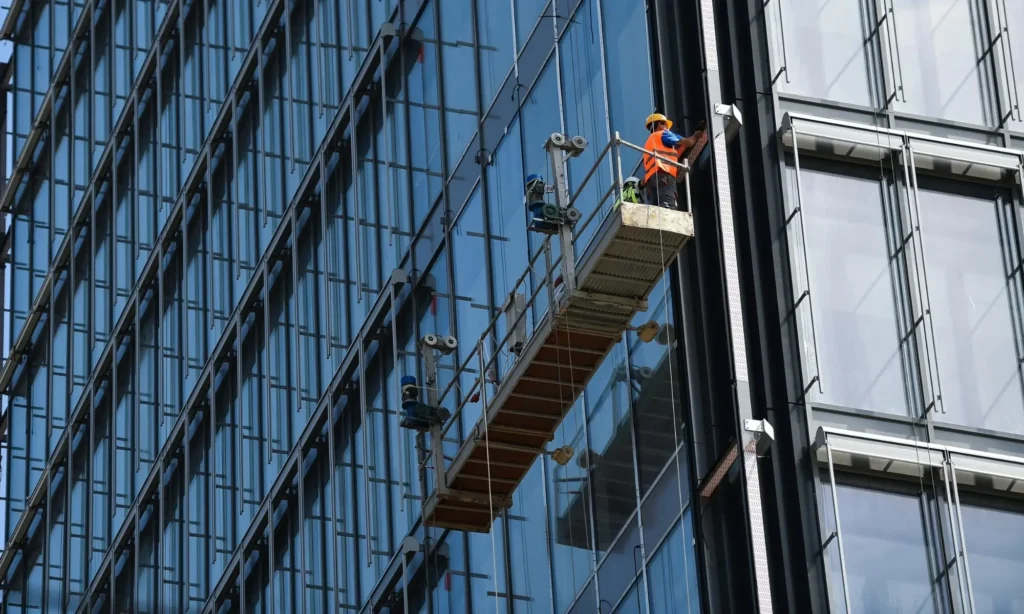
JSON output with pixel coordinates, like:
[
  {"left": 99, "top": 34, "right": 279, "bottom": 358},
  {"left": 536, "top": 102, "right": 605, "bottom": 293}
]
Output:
[{"left": 74, "top": 23, "right": 403, "bottom": 613}]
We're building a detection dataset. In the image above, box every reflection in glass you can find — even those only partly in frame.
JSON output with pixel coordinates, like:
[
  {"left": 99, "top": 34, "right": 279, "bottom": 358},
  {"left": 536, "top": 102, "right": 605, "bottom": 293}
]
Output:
[
  {"left": 779, "top": 0, "right": 882, "bottom": 107},
  {"left": 917, "top": 182, "right": 1024, "bottom": 434},
  {"left": 548, "top": 400, "right": 596, "bottom": 612},
  {"left": 602, "top": 0, "right": 652, "bottom": 158},
  {"left": 585, "top": 344, "right": 637, "bottom": 552},
  {"left": 892, "top": 0, "right": 997, "bottom": 125},
  {"left": 790, "top": 163, "right": 908, "bottom": 415},
  {"left": 629, "top": 280, "right": 686, "bottom": 496},
  {"left": 959, "top": 495, "right": 1024, "bottom": 613},
  {"left": 647, "top": 515, "right": 700, "bottom": 614},
  {"left": 822, "top": 478, "right": 951, "bottom": 614}
]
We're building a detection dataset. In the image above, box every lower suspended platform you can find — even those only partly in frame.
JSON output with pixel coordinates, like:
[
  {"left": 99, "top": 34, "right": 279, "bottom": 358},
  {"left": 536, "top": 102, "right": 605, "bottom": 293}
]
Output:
[{"left": 423, "top": 203, "right": 694, "bottom": 533}]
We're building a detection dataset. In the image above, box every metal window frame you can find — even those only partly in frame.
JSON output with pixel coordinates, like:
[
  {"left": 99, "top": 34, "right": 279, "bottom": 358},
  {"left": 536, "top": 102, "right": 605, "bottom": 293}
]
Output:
[
  {"left": 813, "top": 426, "right": 1024, "bottom": 613},
  {"left": 781, "top": 112, "right": 1024, "bottom": 414},
  {"left": 0, "top": 19, "right": 402, "bottom": 603},
  {"left": 0, "top": 0, "right": 278, "bottom": 415}
]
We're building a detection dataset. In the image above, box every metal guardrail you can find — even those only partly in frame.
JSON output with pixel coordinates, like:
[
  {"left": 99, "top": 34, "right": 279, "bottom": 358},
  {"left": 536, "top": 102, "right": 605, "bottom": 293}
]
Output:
[{"left": 428, "top": 135, "right": 691, "bottom": 465}]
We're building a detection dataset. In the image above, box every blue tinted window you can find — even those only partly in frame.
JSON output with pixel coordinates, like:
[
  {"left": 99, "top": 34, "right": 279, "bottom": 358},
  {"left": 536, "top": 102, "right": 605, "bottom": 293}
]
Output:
[
  {"left": 602, "top": 0, "right": 652, "bottom": 159},
  {"left": 478, "top": 0, "right": 514, "bottom": 108},
  {"left": 647, "top": 515, "right": 701, "bottom": 614}
]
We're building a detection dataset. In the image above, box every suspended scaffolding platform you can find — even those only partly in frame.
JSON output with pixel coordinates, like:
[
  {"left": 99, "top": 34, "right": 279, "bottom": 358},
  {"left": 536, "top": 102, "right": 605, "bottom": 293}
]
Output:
[{"left": 414, "top": 134, "right": 695, "bottom": 533}]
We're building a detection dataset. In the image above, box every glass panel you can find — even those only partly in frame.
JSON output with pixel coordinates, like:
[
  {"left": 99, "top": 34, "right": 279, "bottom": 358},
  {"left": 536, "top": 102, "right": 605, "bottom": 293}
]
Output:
[
  {"left": 959, "top": 494, "right": 1024, "bottom": 612},
  {"left": 585, "top": 343, "right": 637, "bottom": 553},
  {"left": 1009, "top": 0, "right": 1024, "bottom": 131},
  {"left": 917, "top": 180, "right": 1024, "bottom": 434},
  {"left": 595, "top": 514, "right": 642, "bottom": 609},
  {"left": 439, "top": 0, "right": 479, "bottom": 167},
  {"left": 548, "top": 400, "right": 595, "bottom": 612},
  {"left": 560, "top": 0, "right": 610, "bottom": 251},
  {"left": 629, "top": 280, "right": 686, "bottom": 497},
  {"left": 602, "top": 0, "right": 652, "bottom": 158},
  {"left": 779, "top": 0, "right": 883, "bottom": 107},
  {"left": 516, "top": 0, "right": 549, "bottom": 52},
  {"left": 477, "top": 0, "right": 514, "bottom": 109},
  {"left": 822, "top": 477, "right": 952, "bottom": 614},
  {"left": 646, "top": 515, "right": 701, "bottom": 614},
  {"left": 892, "top": 0, "right": 997, "bottom": 126},
  {"left": 789, "top": 160, "right": 909, "bottom": 415},
  {"left": 613, "top": 580, "right": 648, "bottom": 614},
  {"left": 507, "top": 462, "right": 554, "bottom": 613}
]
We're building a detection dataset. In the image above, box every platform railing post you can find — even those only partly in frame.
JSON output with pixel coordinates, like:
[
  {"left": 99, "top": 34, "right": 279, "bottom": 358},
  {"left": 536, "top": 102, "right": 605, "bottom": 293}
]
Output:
[
  {"left": 613, "top": 131, "right": 624, "bottom": 211},
  {"left": 420, "top": 337, "right": 449, "bottom": 496}
]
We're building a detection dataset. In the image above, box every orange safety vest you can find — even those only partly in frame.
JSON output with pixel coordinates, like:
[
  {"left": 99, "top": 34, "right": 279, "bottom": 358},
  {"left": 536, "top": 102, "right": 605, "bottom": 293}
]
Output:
[{"left": 643, "top": 130, "right": 680, "bottom": 182}]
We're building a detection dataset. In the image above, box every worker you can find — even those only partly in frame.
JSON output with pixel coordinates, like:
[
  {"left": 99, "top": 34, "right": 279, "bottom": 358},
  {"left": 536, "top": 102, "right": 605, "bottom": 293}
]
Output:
[
  {"left": 641, "top": 113, "right": 704, "bottom": 209},
  {"left": 613, "top": 176, "right": 644, "bottom": 209}
]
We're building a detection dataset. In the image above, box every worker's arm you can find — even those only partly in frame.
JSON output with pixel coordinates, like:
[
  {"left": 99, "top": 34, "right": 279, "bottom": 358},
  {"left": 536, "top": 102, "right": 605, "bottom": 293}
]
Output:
[
  {"left": 673, "top": 123, "right": 707, "bottom": 160},
  {"left": 661, "top": 127, "right": 704, "bottom": 156}
]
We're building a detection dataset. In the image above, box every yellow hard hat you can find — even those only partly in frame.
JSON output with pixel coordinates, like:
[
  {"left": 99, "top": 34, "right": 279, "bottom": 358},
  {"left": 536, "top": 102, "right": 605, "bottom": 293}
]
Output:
[{"left": 645, "top": 113, "right": 672, "bottom": 130}]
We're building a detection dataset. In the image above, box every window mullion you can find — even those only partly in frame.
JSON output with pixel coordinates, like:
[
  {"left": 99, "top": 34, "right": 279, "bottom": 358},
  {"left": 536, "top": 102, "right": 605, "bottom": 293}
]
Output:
[
  {"left": 876, "top": 0, "right": 905, "bottom": 105},
  {"left": 824, "top": 439, "right": 854, "bottom": 614},
  {"left": 898, "top": 144, "right": 945, "bottom": 417},
  {"left": 785, "top": 126, "right": 823, "bottom": 397},
  {"left": 989, "top": 0, "right": 1022, "bottom": 124}
]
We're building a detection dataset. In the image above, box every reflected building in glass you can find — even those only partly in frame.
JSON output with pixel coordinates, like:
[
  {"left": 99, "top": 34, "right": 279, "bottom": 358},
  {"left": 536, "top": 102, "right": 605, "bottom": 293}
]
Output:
[{"left": 1, "top": 0, "right": 1023, "bottom": 612}]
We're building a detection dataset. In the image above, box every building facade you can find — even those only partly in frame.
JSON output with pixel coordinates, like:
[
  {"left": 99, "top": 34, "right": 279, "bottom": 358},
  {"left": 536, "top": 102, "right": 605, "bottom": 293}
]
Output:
[
  {"left": 0, "top": 0, "right": 703, "bottom": 611},
  {"left": 2, "top": 0, "right": 1023, "bottom": 612}
]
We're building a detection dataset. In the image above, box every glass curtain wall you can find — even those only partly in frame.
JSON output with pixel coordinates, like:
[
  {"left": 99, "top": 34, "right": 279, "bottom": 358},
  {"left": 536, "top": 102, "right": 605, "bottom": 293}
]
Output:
[
  {"left": 0, "top": 0, "right": 702, "bottom": 613},
  {"left": 818, "top": 430, "right": 1024, "bottom": 613},
  {"left": 774, "top": 0, "right": 1021, "bottom": 130},
  {"left": 784, "top": 130, "right": 1024, "bottom": 434}
]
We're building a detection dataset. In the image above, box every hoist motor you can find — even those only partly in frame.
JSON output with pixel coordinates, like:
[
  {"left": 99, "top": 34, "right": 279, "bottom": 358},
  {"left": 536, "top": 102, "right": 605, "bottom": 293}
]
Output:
[
  {"left": 400, "top": 375, "right": 451, "bottom": 432},
  {"left": 524, "top": 173, "right": 582, "bottom": 234}
]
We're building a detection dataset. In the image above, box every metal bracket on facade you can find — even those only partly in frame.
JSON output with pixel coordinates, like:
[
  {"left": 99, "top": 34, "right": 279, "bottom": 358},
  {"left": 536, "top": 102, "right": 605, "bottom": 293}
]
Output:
[
  {"left": 715, "top": 103, "right": 744, "bottom": 144},
  {"left": 744, "top": 418, "right": 775, "bottom": 457}
]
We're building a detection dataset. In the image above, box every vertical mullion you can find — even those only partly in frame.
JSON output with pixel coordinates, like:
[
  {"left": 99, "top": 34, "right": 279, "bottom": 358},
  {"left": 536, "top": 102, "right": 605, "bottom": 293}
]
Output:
[
  {"left": 233, "top": 96, "right": 241, "bottom": 280},
  {"left": 207, "top": 159, "right": 215, "bottom": 332},
  {"left": 133, "top": 93, "right": 139, "bottom": 261},
  {"left": 110, "top": 331, "right": 118, "bottom": 612},
  {"left": 87, "top": 385, "right": 95, "bottom": 573},
  {"left": 350, "top": 99, "right": 361, "bottom": 304},
  {"left": 237, "top": 318, "right": 244, "bottom": 517},
  {"left": 292, "top": 211, "right": 302, "bottom": 415},
  {"left": 179, "top": 3, "right": 186, "bottom": 165},
  {"left": 157, "top": 457, "right": 164, "bottom": 614},
  {"left": 298, "top": 452, "right": 308, "bottom": 614},
  {"left": 258, "top": 36, "right": 268, "bottom": 227},
  {"left": 203, "top": 0, "right": 211, "bottom": 113},
  {"left": 321, "top": 154, "right": 331, "bottom": 359},
  {"left": 134, "top": 298, "right": 140, "bottom": 473},
  {"left": 359, "top": 343, "right": 371, "bottom": 567},
  {"left": 327, "top": 391, "right": 340, "bottom": 610},
  {"left": 209, "top": 382, "right": 217, "bottom": 566},
  {"left": 183, "top": 387, "right": 190, "bottom": 610}
]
